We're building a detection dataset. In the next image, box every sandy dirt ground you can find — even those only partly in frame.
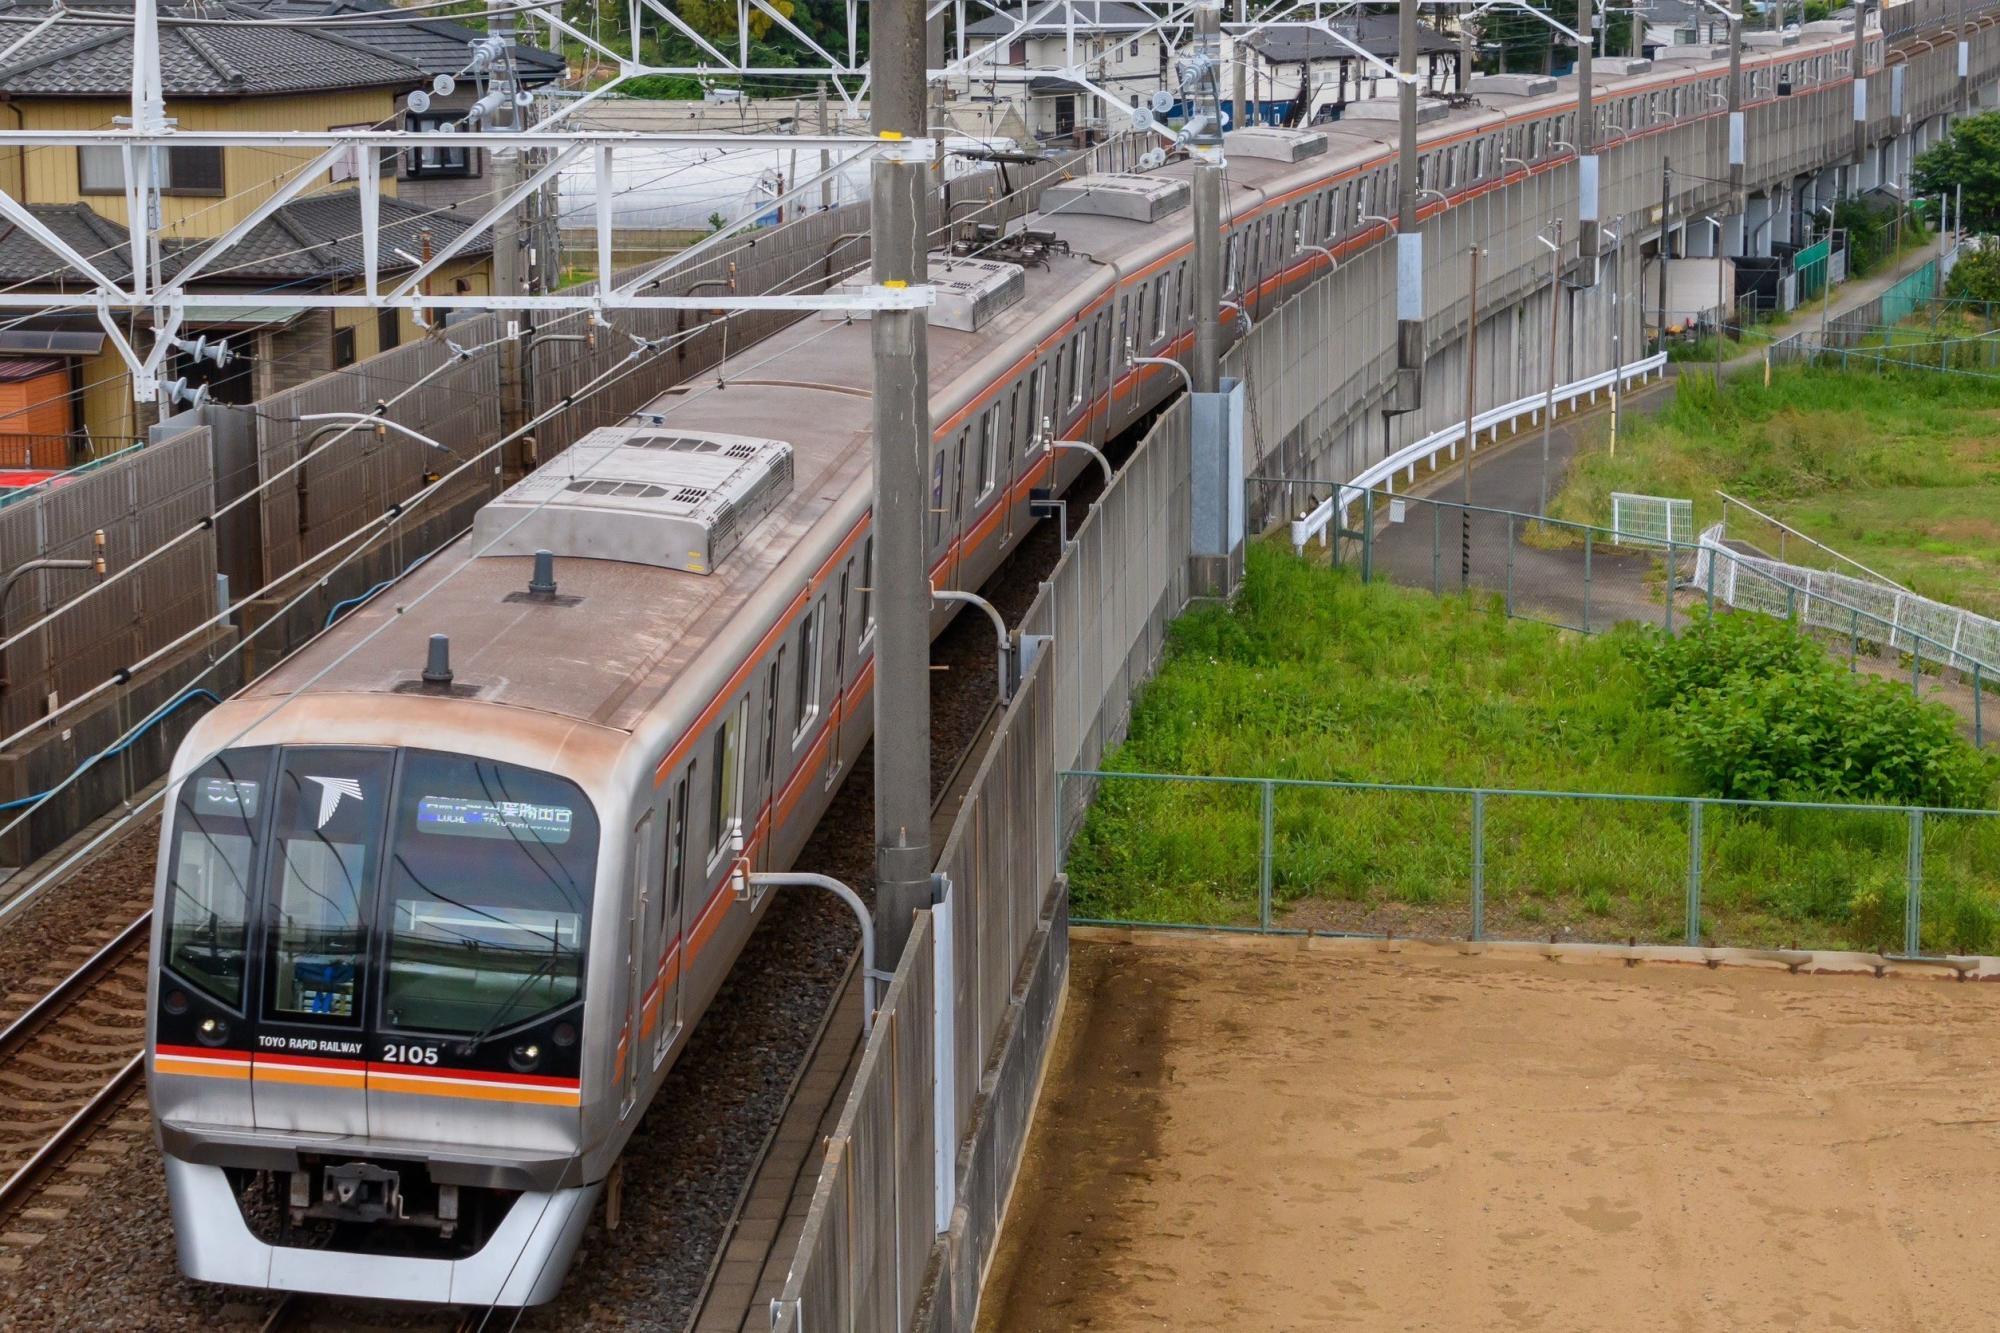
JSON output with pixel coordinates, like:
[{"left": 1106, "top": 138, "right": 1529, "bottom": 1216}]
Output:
[{"left": 978, "top": 937, "right": 2000, "bottom": 1332}]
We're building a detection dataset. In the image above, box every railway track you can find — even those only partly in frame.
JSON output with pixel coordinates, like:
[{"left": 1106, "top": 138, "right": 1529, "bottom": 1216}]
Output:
[{"left": 0, "top": 909, "right": 154, "bottom": 1270}]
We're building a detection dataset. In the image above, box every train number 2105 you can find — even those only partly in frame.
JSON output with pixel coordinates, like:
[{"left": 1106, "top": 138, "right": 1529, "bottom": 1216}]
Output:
[{"left": 381, "top": 1043, "right": 440, "bottom": 1065}]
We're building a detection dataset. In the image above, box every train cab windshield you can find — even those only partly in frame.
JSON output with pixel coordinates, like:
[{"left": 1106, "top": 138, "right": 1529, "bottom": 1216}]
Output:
[{"left": 161, "top": 746, "right": 600, "bottom": 1047}]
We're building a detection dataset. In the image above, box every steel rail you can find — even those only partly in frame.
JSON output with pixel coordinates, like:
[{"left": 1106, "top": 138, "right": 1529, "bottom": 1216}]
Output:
[
  {"left": 0, "top": 910, "right": 151, "bottom": 1061},
  {"left": 0, "top": 1051, "right": 145, "bottom": 1219}
]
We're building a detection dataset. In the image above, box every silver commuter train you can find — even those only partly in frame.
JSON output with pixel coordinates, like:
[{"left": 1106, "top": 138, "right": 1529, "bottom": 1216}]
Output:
[{"left": 146, "top": 22, "right": 1875, "bottom": 1305}]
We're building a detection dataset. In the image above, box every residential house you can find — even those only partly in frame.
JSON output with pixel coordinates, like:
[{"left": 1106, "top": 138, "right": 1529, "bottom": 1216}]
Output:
[
  {"left": 1235, "top": 17, "right": 1462, "bottom": 127},
  {"left": 0, "top": 0, "right": 500, "bottom": 460},
  {"left": 232, "top": 0, "right": 567, "bottom": 213},
  {"left": 956, "top": 0, "right": 1169, "bottom": 144}
]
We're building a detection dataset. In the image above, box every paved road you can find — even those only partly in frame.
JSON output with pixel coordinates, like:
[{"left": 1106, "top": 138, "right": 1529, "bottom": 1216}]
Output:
[{"left": 1356, "top": 245, "right": 1950, "bottom": 636}]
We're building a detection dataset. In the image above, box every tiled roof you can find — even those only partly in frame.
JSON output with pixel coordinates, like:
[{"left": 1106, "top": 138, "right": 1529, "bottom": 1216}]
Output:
[
  {"left": 0, "top": 203, "right": 135, "bottom": 286},
  {"left": 1245, "top": 15, "right": 1457, "bottom": 63},
  {"left": 178, "top": 190, "right": 494, "bottom": 281},
  {"left": 0, "top": 193, "right": 489, "bottom": 285},
  {"left": 965, "top": 1, "right": 1156, "bottom": 36},
  {"left": 0, "top": 2, "right": 430, "bottom": 96},
  {"left": 229, "top": 0, "right": 565, "bottom": 83}
]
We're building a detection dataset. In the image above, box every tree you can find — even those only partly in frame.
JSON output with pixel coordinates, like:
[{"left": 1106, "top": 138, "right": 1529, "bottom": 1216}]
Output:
[
  {"left": 1913, "top": 110, "right": 2000, "bottom": 234},
  {"left": 1945, "top": 244, "right": 2000, "bottom": 303}
]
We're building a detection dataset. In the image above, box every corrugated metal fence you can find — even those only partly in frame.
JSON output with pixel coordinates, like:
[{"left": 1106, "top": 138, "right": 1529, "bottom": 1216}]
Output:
[{"left": 0, "top": 428, "right": 217, "bottom": 738}]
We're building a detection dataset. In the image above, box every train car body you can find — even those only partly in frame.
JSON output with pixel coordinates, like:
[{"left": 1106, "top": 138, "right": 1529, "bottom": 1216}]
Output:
[{"left": 147, "top": 19, "right": 1876, "bottom": 1305}]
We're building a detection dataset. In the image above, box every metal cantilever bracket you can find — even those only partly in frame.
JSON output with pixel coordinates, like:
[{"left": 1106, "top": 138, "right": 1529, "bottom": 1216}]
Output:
[
  {"left": 932, "top": 587, "right": 1016, "bottom": 704},
  {"left": 729, "top": 861, "right": 886, "bottom": 1034}
]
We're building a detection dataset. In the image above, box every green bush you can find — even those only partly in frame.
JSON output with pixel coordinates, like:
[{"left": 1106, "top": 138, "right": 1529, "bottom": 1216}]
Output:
[
  {"left": 1945, "top": 246, "right": 2000, "bottom": 304},
  {"left": 1627, "top": 608, "right": 1824, "bottom": 709},
  {"left": 1625, "top": 612, "right": 1998, "bottom": 808}
]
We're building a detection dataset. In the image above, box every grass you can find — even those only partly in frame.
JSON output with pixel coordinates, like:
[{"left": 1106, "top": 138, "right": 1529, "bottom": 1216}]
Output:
[
  {"left": 1066, "top": 544, "right": 2000, "bottom": 951},
  {"left": 1546, "top": 365, "right": 2000, "bottom": 617}
]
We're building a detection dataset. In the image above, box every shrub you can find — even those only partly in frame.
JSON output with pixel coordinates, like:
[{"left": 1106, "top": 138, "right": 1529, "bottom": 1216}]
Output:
[
  {"left": 1626, "top": 608, "right": 1824, "bottom": 709},
  {"left": 1628, "top": 612, "right": 1998, "bottom": 809}
]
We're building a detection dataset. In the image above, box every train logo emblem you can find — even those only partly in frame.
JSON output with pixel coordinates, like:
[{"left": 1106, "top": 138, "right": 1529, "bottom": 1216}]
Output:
[{"left": 306, "top": 775, "right": 365, "bottom": 828}]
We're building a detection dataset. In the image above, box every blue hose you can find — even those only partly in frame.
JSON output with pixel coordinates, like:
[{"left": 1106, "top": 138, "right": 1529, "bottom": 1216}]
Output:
[{"left": 0, "top": 686, "right": 222, "bottom": 811}]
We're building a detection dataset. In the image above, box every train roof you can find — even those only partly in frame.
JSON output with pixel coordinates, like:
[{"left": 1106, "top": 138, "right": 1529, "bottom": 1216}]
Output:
[{"left": 241, "top": 241, "right": 1114, "bottom": 736}]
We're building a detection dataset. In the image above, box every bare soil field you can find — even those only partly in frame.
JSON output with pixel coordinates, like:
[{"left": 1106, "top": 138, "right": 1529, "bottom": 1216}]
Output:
[{"left": 979, "top": 935, "right": 2000, "bottom": 1332}]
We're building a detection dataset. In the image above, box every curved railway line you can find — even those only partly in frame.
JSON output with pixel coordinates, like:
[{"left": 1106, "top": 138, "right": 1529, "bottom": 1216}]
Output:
[{"left": 0, "top": 909, "right": 154, "bottom": 1267}]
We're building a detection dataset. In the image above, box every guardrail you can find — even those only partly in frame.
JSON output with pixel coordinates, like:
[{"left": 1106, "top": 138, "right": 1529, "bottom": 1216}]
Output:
[
  {"left": 1284, "top": 352, "right": 1668, "bottom": 547},
  {"left": 1061, "top": 768, "right": 2000, "bottom": 958}
]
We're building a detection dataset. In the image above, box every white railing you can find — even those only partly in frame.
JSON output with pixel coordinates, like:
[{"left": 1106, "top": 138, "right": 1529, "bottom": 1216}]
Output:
[
  {"left": 1694, "top": 523, "right": 2000, "bottom": 676},
  {"left": 1289, "top": 352, "right": 1668, "bottom": 550}
]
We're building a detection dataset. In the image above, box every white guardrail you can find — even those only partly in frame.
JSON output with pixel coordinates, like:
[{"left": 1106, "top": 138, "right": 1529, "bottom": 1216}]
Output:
[{"left": 1290, "top": 352, "right": 1669, "bottom": 550}]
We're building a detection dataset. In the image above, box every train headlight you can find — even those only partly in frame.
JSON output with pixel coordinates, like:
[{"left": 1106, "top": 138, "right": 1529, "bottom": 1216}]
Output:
[
  {"left": 551, "top": 1022, "right": 577, "bottom": 1049},
  {"left": 508, "top": 1042, "right": 543, "bottom": 1073},
  {"left": 163, "top": 988, "right": 190, "bottom": 1015},
  {"left": 197, "top": 1015, "right": 230, "bottom": 1046}
]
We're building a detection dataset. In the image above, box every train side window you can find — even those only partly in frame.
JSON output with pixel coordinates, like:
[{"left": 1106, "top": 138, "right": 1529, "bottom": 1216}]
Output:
[
  {"left": 762, "top": 653, "right": 781, "bottom": 787},
  {"left": 666, "top": 773, "right": 687, "bottom": 925},
  {"left": 1225, "top": 235, "right": 1240, "bottom": 295},
  {"left": 931, "top": 440, "right": 956, "bottom": 545},
  {"left": 1026, "top": 363, "right": 1047, "bottom": 443},
  {"left": 1070, "top": 329, "right": 1089, "bottom": 407},
  {"left": 859, "top": 536, "right": 875, "bottom": 642},
  {"left": 792, "top": 599, "right": 822, "bottom": 742},
  {"left": 163, "top": 747, "right": 272, "bottom": 1011},
  {"left": 1153, "top": 272, "right": 1171, "bottom": 341},
  {"left": 975, "top": 408, "right": 997, "bottom": 500},
  {"left": 708, "top": 698, "right": 747, "bottom": 866}
]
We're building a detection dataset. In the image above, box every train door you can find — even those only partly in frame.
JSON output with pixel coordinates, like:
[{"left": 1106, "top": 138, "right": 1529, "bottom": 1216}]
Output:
[
  {"left": 826, "top": 565, "right": 850, "bottom": 788},
  {"left": 656, "top": 769, "right": 690, "bottom": 1070},
  {"left": 619, "top": 809, "right": 653, "bottom": 1117},
  {"left": 249, "top": 748, "right": 391, "bottom": 1134},
  {"left": 944, "top": 426, "right": 969, "bottom": 589},
  {"left": 754, "top": 655, "right": 781, "bottom": 872}
]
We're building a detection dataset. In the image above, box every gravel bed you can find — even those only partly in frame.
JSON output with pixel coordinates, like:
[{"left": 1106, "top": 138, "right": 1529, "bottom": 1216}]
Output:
[
  {"left": 0, "top": 453, "right": 1115, "bottom": 1332},
  {"left": 0, "top": 813, "right": 160, "bottom": 1027}
]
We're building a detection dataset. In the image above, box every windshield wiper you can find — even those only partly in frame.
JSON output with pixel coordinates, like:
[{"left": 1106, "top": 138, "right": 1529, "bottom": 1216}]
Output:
[{"left": 451, "top": 947, "right": 574, "bottom": 1056}]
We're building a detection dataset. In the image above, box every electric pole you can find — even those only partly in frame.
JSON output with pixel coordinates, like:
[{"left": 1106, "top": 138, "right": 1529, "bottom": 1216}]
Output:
[
  {"left": 1538, "top": 220, "right": 1563, "bottom": 516},
  {"left": 1577, "top": 0, "right": 1599, "bottom": 279},
  {"left": 1394, "top": 0, "right": 1424, "bottom": 409},
  {"left": 870, "top": 0, "right": 934, "bottom": 968},
  {"left": 1194, "top": 0, "right": 1225, "bottom": 396},
  {"left": 1460, "top": 244, "right": 1480, "bottom": 590},
  {"left": 1656, "top": 157, "right": 1671, "bottom": 354},
  {"left": 487, "top": 0, "right": 530, "bottom": 480}
]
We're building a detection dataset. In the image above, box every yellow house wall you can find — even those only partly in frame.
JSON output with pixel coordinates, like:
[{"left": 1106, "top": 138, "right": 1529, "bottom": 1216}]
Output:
[
  {"left": 331, "top": 256, "right": 494, "bottom": 362},
  {"left": 14, "top": 90, "right": 403, "bottom": 238}
]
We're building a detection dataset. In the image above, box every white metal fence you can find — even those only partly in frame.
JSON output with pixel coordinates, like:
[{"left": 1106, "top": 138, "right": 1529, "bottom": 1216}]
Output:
[
  {"left": 1694, "top": 523, "right": 2000, "bottom": 676},
  {"left": 1610, "top": 492, "right": 1695, "bottom": 548}
]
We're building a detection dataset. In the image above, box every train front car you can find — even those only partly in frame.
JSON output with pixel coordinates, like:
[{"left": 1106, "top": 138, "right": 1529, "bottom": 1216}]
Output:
[{"left": 147, "top": 707, "right": 622, "bottom": 1307}]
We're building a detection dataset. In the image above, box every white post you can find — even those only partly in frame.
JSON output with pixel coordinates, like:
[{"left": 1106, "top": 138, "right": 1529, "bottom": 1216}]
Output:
[{"left": 931, "top": 878, "right": 957, "bottom": 1232}]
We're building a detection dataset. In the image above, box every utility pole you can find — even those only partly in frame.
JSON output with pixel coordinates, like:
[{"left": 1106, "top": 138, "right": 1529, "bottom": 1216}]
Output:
[
  {"left": 1460, "top": 244, "right": 1480, "bottom": 589},
  {"left": 1577, "top": 0, "right": 1599, "bottom": 278},
  {"left": 1959, "top": 0, "right": 1971, "bottom": 114},
  {"left": 1656, "top": 157, "right": 1671, "bottom": 354},
  {"left": 1538, "top": 220, "right": 1563, "bottom": 516},
  {"left": 1194, "top": 2, "right": 1224, "bottom": 395},
  {"left": 1853, "top": 0, "right": 1870, "bottom": 168},
  {"left": 870, "top": 2, "right": 933, "bottom": 967},
  {"left": 1233, "top": 0, "right": 1249, "bottom": 129},
  {"left": 818, "top": 81, "right": 832, "bottom": 211},
  {"left": 1726, "top": 0, "right": 1743, "bottom": 202},
  {"left": 487, "top": 0, "right": 530, "bottom": 479},
  {"left": 1394, "top": 0, "right": 1424, "bottom": 410}
]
